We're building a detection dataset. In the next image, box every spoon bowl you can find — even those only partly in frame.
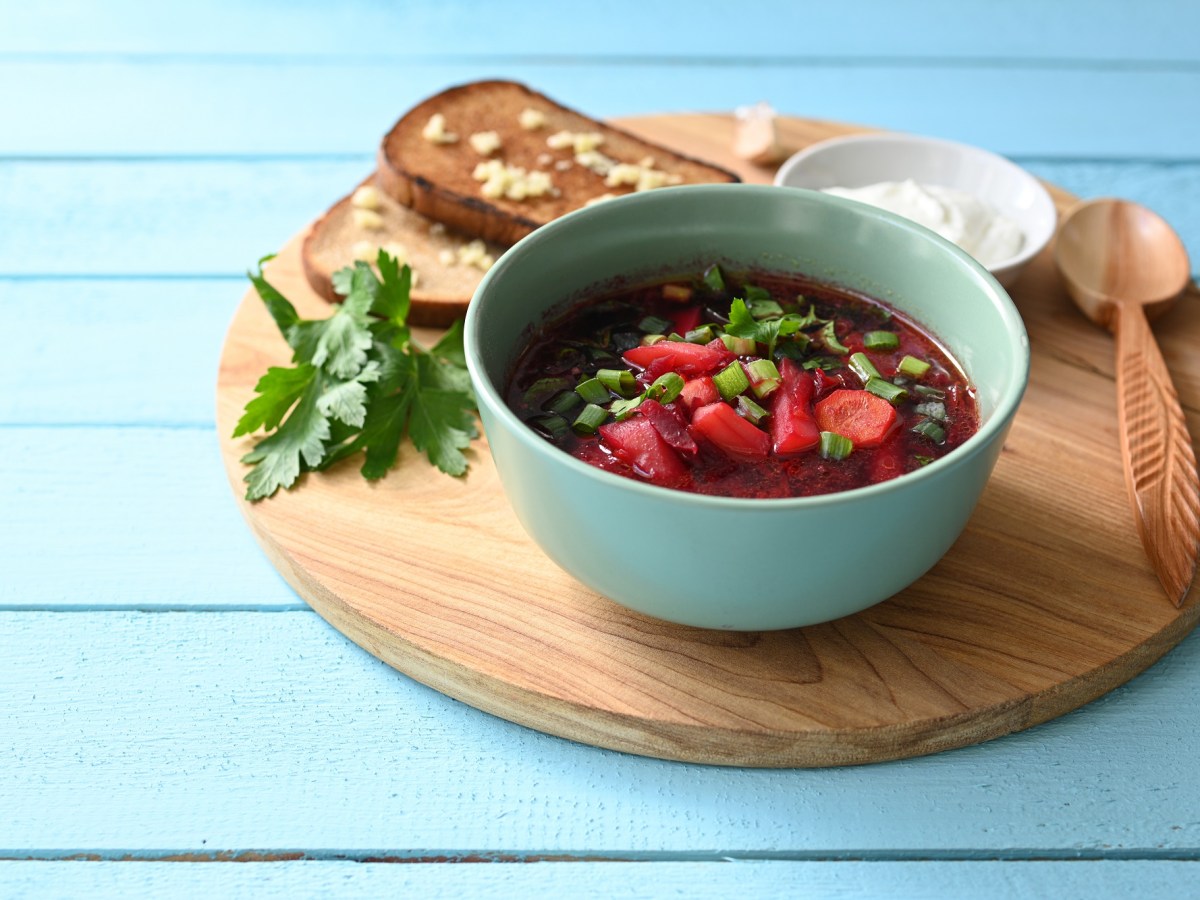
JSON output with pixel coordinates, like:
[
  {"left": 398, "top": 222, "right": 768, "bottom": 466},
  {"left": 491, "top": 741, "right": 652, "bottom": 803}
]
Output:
[
  {"left": 1056, "top": 198, "right": 1189, "bottom": 328},
  {"left": 1054, "top": 198, "right": 1198, "bottom": 605}
]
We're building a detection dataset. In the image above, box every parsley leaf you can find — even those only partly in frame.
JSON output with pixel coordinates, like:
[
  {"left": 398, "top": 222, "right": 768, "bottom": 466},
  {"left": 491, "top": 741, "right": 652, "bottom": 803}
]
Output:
[
  {"left": 239, "top": 377, "right": 331, "bottom": 501},
  {"left": 248, "top": 255, "right": 300, "bottom": 337},
  {"left": 232, "top": 364, "right": 316, "bottom": 438},
  {"left": 408, "top": 355, "right": 477, "bottom": 476},
  {"left": 725, "top": 298, "right": 803, "bottom": 360},
  {"left": 235, "top": 251, "right": 478, "bottom": 501}
]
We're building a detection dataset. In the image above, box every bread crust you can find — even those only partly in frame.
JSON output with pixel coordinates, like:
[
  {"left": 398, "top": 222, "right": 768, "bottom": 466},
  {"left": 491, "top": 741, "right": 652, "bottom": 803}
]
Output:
[{"left": 377, "top": 80, "right": 741, "bottom": 245}]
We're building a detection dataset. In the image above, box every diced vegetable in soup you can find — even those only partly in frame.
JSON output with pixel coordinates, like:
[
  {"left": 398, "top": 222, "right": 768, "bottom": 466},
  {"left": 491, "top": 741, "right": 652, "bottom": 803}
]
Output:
[{"left": 505, "top": 266, "right": 979, "bottom": 498}]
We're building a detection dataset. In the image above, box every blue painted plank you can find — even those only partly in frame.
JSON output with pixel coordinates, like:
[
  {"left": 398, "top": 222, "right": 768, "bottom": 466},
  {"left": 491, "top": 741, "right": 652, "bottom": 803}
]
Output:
[
  {"left": 1, "top": 860, "right": 1198, "bottom": 899},
  {"left": 0, "top": 280, "right": 242, "bottom": 427},
  {"left": 0, "top": 63, "right": 1196, "bottom": 158},
  {"left": 2, "top": 161, "right": 1197, "bottom": 283},
  {"left": 3, "top": 610, "right": 1199, "bottom": 853},
  {"left": 4, "top": 0, "right": 1197, "bottom": 61},
  {"left": 0, "top": 429, "right": 300, "bottom": 609},
  {"left": 0, "top": 160, "right": 370, "bottom": 278}
]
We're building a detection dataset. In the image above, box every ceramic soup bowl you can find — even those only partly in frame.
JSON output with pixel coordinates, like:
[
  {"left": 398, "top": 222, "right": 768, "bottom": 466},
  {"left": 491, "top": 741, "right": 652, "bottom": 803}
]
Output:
[{"left": 465, "top": 184, "right": 1028, "bottom": 630}]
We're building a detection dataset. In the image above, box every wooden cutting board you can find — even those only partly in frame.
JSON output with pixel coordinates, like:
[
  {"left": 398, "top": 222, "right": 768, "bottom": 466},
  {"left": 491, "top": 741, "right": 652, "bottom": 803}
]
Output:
[{"left": 216, "top": 114, "right": 1200, "bottom": 767}]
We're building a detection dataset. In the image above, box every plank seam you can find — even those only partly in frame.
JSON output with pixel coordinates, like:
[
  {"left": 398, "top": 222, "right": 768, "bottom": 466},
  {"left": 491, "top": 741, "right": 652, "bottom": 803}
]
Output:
[
  {"left": 0, "top": 604, "right": 309, "bottom": 612},
  {"left": 1, "top": 53, "right": 1198, "bottom": 71},
  {"left": 2, "top": 849, "right": 1199, "bottom": 863}
]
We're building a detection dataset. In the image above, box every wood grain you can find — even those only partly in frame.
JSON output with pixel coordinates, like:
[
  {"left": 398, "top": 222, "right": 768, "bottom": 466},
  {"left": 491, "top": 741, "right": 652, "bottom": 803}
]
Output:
[
  {"left": 215, "top": 114, "right": 1200, "bottom": 767},
  {"left": 1054, "top": 199, "right": 1199, "bottom": 605},
  {"left": 1115, "top": 302, "right": 1200, "bottom": 603}
]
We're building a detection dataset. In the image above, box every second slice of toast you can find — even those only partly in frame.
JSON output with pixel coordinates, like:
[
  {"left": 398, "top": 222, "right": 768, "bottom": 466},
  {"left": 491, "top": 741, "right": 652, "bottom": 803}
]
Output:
[{"left": 301, "top": 175, "right": 506, "bottom": 326}]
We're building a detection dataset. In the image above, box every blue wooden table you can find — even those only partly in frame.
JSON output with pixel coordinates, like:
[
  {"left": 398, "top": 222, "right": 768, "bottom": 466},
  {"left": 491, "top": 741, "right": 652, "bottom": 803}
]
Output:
[{"left": 4, "top": 2, "right": 1199, "bottom": 896}]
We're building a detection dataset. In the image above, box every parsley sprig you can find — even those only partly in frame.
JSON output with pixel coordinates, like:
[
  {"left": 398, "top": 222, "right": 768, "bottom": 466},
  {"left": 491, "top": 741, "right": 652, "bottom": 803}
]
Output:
[
  {"left": 724, "top": 297, "right": 805, "bottom": 360},
  {"left": 233, "top": 251, "right": 478, "bottom": 501}
]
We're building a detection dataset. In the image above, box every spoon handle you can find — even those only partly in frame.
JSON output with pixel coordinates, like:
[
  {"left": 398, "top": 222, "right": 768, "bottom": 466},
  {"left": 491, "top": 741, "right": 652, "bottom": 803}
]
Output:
[{"left": 1114, "top": 303, "right": 1200, "bottom": 605}]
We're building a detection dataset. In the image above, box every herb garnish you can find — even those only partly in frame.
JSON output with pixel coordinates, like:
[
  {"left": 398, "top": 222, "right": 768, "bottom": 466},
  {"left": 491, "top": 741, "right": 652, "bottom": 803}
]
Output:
[
  {"left": 724, "top": 297, "right": 804, "bottom": 360},
  {"left": 233, "top": 251, "right": 477, "bottom": 501}
]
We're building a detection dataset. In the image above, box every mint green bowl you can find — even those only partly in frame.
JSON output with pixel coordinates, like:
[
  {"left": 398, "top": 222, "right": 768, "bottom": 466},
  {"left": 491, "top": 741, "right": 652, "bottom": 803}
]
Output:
[{"left": 465, "top": 184, "right": 1029, "bottom": 630}]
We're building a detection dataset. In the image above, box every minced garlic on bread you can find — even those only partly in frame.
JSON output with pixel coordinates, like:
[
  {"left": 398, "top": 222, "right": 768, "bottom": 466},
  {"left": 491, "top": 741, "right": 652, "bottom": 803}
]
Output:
[{"left": 375, "top": 80, "right": 741, "bottom": 246}]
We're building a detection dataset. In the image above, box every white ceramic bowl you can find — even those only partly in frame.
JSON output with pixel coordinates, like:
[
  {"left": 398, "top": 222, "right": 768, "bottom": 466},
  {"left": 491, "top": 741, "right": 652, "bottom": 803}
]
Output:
[{"left": 774, "top": 133, "right": 1057, "bottom": 287}]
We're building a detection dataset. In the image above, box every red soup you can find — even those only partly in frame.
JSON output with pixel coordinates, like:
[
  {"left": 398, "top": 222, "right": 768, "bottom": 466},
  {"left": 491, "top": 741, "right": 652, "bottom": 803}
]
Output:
[{"left": 505, "top": 265, "right": 979, "bottom": 499}]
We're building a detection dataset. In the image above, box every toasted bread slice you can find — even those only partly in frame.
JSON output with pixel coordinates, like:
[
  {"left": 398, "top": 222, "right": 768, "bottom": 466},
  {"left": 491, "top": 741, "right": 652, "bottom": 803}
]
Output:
[
  {"left": 376, "top": 80, "right": 741, "bottom": 246},
  {"left": 301, "top": 175, "right": 506, "bottom": 326}
]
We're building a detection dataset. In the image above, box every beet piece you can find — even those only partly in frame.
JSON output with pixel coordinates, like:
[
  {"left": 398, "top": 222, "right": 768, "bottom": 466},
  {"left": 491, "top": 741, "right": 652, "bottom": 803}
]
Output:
[
  {"left": 599, "top": 417, "right": 688, "bottom": 483},
  {"left": 640, "top": 400, "right": 698, "bottom": 456}
]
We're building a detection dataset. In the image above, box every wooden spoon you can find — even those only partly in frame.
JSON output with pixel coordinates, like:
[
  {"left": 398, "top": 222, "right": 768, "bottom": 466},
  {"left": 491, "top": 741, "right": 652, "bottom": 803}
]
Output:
[{"left": 1055, "top": 198, "right": 1199, "bottom": 605}]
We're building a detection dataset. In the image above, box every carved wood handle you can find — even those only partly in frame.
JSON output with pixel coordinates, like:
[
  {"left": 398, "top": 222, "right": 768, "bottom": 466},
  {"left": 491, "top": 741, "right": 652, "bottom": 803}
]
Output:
[{"left": 1114, "top": 303, "right": 1200, "bottom": 605}]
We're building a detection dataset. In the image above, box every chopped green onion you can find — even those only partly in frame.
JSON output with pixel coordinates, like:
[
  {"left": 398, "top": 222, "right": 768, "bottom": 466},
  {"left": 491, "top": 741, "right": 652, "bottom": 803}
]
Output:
[
  {"left": 585, "top": 346, "right": 619, "bottom": 364},
  {"left": 914, "top": 454, "right": 935, "bottom": 466},
  {"left": 612, "top": 331, "right": 641, "bottom": 353},
  {"left": 748, "top": 299, "right": 784, "bottom": 320},
  {"left": 609, "top": 395, "right": 644, "bottom": 421},
  {"left": 736, "top": 395, "right": 770, "bottom": 425},
  {"left": 641, "top": 333, "right": 666, "bottom": 346},
  {"left": 746, "top": 358, "right": 782, "bottom": 399},
  {"left": 720, "top": 333, "right": 757, "bottom": 355},
  {"left": 545, "top": 390, "right": 582, "bottom": 416},
  {"left": 915, "top": 400, "right": 948, "bottom": 422},
  {"left": 597, "top": 368, "right": 638, "bottom": 397},
  {"left": 685, "top": 325, "right": 716, "bottom": 344},
  {"left": 648, "top": 372, "right": 685, "bottom": 404},
  {"left": 821, "top": 321, "right": 849, "bottom": 354},
  {"left": 863, "top": 331, "right": 899, "bottom": 351},
  {"left": 898, "top": 355, "right": 931, "bottom": 379},
  {"left": 523, "top": 376, "right": 572, "bottom": 406},
  {"left": 743, "top": 284, "right": 771, "bottom": 302},
  {"left": 666, "top": 332, "right": 686, "bottom": 342},
  {"left": 848, "top": 352, "right": 881, "bottom": 384},
  {"left": 637, "top": 315, "right": 672, "bottom": 334},
  {"left": 914, "top": 384, "right": 945, "bottom": 399},
  {"left": 702, "top": 263, "right": 725, "bottom": 292},
  {"left": 528, "top": 414, "right": 570, "bottom": 440},
  {"left": 713, "top": 362, "right": 750, "bottom": 400},
  {"left": 794, "top": 303, "right": 824, "bottom": 329},
  {"left": 575, "top": 377, "right": 610, "bottom": 405},
  {"left": 912, "top": 419, "right": 946, "bottom": 444},
  {"left": 865, "top": 377, "right": 908, "bottom": 405},
  {"left": 572, "top": 403, "right": 608, "bottom": 434},
  {"left": 801, "top": 356, "right": 841, "bottom": 371},
  {"left": 819, "top": 431, "right": 853, "bottom": 460}
]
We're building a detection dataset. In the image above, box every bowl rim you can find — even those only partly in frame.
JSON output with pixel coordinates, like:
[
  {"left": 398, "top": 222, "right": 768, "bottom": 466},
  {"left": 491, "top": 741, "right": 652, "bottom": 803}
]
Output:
[
  {"left": 465, "top": 183, "right": 1030, "bottom": 512},
  {"left": 772, "top": 131, "right": 1057, "bottom": 275}
]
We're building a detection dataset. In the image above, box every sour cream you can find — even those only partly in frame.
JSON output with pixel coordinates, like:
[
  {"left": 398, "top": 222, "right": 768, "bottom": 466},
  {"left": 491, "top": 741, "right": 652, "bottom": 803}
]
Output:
[{"left": 822, "top": 179, "right": 1024, "bottom": 267}]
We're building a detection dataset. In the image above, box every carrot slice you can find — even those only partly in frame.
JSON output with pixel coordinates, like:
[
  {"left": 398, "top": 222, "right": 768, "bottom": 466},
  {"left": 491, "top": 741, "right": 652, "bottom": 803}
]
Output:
[{"left": 813, "top": 389, "right": 898, "bottom": 449}]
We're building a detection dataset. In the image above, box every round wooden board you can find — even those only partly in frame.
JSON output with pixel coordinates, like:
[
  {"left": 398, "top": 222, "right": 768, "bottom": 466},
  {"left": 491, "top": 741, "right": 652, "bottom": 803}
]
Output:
[{"left": 216, "top": 114, "right": 1200, "bottom": 767}]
